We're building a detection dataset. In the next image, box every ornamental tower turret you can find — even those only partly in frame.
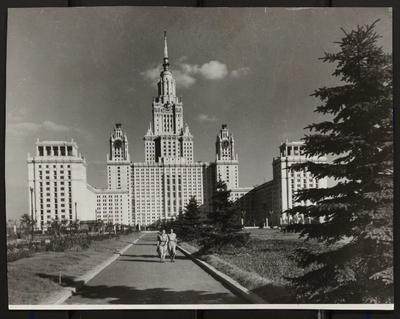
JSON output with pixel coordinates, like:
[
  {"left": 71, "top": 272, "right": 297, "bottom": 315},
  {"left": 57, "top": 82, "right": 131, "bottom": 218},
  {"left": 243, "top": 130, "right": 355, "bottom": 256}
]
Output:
[
  {"left": 144, "top": 31, "right": 193, "bottom": 164},
  {"left": 109, "top": 123, "right": 130, "bottom": 162},
  {"left": 107, "top": 123, "right": 131, "bottom": 190},
  {"left": 216, "top": 124, "right": 237, "bottom": 161},
  {"left": 215, "top": 124, "right": 239, "bottom": 189}
]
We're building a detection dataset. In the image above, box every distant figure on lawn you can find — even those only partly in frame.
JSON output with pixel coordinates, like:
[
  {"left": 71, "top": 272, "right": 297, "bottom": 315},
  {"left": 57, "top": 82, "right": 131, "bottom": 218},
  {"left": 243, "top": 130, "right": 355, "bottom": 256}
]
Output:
[
  {"left": 157, "top": 229, "right": 169, "bottom": 263},
  {"left": 168, "top": 229, "right": 177, "bottom": 262}
]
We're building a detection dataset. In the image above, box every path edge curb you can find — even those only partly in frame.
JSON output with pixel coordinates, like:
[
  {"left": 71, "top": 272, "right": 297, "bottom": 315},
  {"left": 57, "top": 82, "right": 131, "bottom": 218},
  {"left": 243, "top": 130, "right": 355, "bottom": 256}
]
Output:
[
  {"left": 42, "top": 234, "right": 144, "bottom": 305},
  {"left": 177, "top": 245, "right": 267, "bottom": 304}
]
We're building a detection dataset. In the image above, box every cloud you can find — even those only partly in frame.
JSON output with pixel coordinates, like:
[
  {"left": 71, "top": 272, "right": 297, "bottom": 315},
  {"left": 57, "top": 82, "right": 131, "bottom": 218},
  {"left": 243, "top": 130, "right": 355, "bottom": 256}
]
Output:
[
  {"left": 179, "top": 60, "right": 228, "bottom": 80},
  {"left": 197, "top": 113, "right": 218, "bottom": 123},
  {"left": 231, "top": 67, "right": 251, "bottom": 78},
  {"left": 141, "top": 58, "right": 230, "bottom": 88},
  {"left": 173, "top": 71, "right": 197, "bottom": 88},
  {"left": 198, "top": 61, "right": 228, "bottom": 80},
  {"left": 8, "top": 120, "right": 74, "bottom": 136},
  {"left": 141, "top": 65, "right": 161, "bottom": 83}
]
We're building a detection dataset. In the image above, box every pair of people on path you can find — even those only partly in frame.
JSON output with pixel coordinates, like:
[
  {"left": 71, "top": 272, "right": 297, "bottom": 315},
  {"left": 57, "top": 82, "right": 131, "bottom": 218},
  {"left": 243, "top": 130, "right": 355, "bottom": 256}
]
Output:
[{"left": 157, "top": 229, "right": 177, "bottom": 263}]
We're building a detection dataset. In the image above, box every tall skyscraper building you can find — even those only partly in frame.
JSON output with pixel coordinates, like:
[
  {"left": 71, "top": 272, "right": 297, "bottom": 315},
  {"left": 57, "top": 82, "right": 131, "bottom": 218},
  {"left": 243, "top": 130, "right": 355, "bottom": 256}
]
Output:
[
  {"left": 27, "top": 32, "right": 250, "bottom": 230},
  {"left": 132, "top": 32, "right": 213, "bottom": 226}
]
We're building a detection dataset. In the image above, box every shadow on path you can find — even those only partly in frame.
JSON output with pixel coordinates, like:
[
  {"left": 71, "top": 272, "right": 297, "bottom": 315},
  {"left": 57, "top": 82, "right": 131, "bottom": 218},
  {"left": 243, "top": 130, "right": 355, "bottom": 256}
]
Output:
[
  {"left": 133, "top": 243, "right": 156, "bottom": 246},
  {"left": 36, "top": 273, "right": 83, "bottom": 289},
  {"left": 118, "top": 258, "right": 172, "bottom": 263},
  {"left": 120, "top": 254, "right": 186, "bottom": 260},
  {"left": 67, "top": 284, "right": 242, "bottom": 304}
]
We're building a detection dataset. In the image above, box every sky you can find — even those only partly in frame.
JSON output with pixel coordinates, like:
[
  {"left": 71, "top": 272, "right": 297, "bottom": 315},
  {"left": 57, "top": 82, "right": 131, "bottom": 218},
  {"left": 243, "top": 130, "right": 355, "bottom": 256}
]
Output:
[{"left": 5, "top": 7, "right": 392, "bottom": 220}]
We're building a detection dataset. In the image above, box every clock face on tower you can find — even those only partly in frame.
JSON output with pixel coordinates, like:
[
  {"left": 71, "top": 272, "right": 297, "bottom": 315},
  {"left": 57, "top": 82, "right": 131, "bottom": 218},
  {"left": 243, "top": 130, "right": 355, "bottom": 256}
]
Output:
[
  {"left": 113, "top": 139, "right": 122, "bottom": 149},
  {"left": 222, "top": 140, "right": 230, "bottom": 149}
]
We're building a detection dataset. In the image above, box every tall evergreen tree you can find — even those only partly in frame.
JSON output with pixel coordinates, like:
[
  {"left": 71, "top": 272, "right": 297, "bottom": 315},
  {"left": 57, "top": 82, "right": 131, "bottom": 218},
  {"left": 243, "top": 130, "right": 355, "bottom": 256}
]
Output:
[
  {"left": 286, "top": 21, "right": 393, "bottom": 303},
  {"left": 207, "top": 180, "right": 232, "bottom": 231},
  {"left": 184, "top": 196, "right": 201, "bottom": 226},
  {"left": 201, "top": 180, "right": 247, "bottom": 252},
  {"left": 207, "top": 180, "right": 242, "bottom": 232},
  {"left": 178, "top": 196, "right": 202, "bottom": 240}
]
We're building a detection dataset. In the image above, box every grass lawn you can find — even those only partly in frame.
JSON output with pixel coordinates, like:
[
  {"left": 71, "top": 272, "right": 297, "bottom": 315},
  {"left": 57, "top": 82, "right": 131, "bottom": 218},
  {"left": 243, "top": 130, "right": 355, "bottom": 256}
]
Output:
[
  {"left": 7, "top": 232, "right": 142, "bottom": 305},
  {"left": 225, "top": 229, "right": 319, "bottom": 284},
  {"left": 182, "top": 228, "right": 322, "bottom": 303}
]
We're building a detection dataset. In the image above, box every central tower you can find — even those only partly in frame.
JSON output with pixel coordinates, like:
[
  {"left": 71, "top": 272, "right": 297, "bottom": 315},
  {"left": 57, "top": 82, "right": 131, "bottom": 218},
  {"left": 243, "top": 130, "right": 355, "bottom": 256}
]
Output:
[{"left": 144, "top": 32, "right": 194, "bottom": 164}]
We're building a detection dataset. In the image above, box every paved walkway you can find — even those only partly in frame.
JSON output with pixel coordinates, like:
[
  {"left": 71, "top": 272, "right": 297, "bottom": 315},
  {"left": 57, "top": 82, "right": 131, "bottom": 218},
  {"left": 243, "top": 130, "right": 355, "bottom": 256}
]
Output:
[{"left": 65, "top": 232, "right": 243, "bottom": 304}]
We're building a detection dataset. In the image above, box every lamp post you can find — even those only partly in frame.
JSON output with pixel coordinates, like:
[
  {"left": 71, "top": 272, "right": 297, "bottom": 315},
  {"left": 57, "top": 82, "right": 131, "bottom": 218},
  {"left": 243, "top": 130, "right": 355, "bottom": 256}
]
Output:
[
  {"left": 74, "top": 202, "right": 79, "bottom": 232},
  {"left": 29, "top": 187, "right": 34, "bottom": 241}
]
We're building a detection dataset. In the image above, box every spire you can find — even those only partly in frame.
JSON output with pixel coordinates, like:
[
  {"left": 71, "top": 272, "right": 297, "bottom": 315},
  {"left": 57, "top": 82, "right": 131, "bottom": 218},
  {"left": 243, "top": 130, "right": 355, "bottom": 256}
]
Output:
[
  {"left": 164, "top": 31, "right": 168, "bottom": 58},
  {"left": 163, "top": 31, "right": 169, "bottom": 71},
  {"left": 146, "top": 122, "right": 153, "bottom": 136}
]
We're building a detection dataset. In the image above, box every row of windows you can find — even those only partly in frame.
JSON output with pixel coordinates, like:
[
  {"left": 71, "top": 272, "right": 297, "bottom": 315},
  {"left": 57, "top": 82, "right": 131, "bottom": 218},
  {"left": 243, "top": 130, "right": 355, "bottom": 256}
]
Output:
[
  {"left": 40, "top": 208, "right": 72, "bottom": 215},
  {"left": 37, "top": 146, "right": 73, "bottom": 157},
  {"left": 285, "top": 146, "right": 304, "bottom": 156},
  {"left": 38, "top": 164, "right": 71, "bottom": 169},
  {"left": 135, "top": 189, "right": 202, "bottom": 197},
  {"left": 38, "top": 182, "right": 72, "bottom": 188},
  {"left": 134, "top": 168, "right": 202, "bottom": 173},
  {"left": 96, "top": 195, "right": 124, "bottom": 199}
]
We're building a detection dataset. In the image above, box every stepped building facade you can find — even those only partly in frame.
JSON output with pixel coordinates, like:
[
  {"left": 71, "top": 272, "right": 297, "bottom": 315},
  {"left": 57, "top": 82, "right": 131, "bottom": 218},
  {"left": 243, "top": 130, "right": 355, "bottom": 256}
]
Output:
[
  {"left": 27, "top": 140, "right": 97, "bottom": 229},
  {"left": 236, "top": 141, "right": 328, "bottom": 227},
  {"left": 27, "top": 33, "right": 250, "bottom": 230}
]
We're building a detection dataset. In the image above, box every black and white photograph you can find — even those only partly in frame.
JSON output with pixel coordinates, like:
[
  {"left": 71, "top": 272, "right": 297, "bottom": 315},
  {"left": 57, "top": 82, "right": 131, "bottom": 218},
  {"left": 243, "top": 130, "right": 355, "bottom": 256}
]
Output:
[{"left": 5, "top": 7, "right": 393, "bottom": 310}]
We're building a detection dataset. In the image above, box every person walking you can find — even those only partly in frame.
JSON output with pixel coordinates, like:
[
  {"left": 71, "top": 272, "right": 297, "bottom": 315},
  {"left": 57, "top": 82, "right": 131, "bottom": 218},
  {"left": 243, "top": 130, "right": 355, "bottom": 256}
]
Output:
[
  {"left": 167, "top": 229, "right": 177, "bottom": 262},
  {"left": 157, "top": 229, "right": 169, "bottom": 263}
]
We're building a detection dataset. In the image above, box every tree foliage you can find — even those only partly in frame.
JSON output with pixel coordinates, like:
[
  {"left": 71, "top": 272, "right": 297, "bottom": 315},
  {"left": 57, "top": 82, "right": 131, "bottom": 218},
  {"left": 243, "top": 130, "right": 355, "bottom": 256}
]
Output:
[
  {"left": 201, "top": 180, "right": 248, "bottom": 252},
  {"left": 208, "top": 181, "right": 243, "bottom": 233},
  {"left": 20, "top": 214, "right": 34, "bottom": 228},
  {"left": 19, "top": 214, "right": 36, "bottom": 236},
  {"left": 178, "top": 196, "right": 203, "bottom": 241},
  {"left": 286, "top": 21, "right": 393, "bottom": 303}
]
